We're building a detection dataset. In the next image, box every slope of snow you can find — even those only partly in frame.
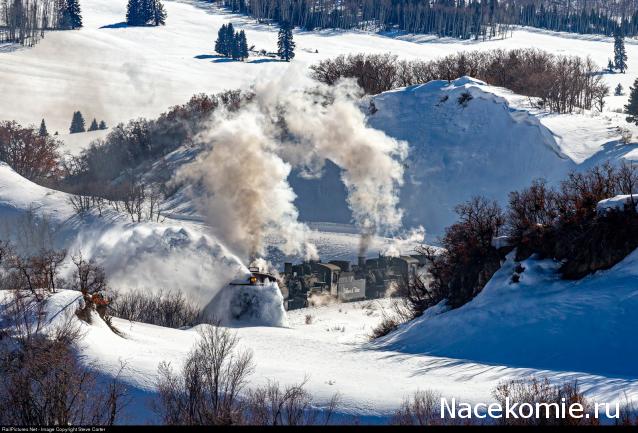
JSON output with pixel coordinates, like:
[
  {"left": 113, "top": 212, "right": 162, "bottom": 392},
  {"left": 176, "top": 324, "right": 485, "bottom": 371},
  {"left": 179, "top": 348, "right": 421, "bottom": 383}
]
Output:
[
  {"left": 0, "top": 163, "right": 246, "bottom": 306},
  {"left": 10, "top": 278, "right": 636, "bottom": 424},
  {"left": 0, "top": 162, "right": 75, "bottom": 222},
  {"left": 376, "top": 249, "right": 638, "bottom": 381}
]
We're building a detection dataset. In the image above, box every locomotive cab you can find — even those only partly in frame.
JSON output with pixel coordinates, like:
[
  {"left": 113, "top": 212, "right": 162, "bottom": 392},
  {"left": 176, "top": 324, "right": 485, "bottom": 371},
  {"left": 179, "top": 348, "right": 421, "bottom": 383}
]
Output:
[{"left": 230, "top": 267, "right": 278, "bottom": 286}]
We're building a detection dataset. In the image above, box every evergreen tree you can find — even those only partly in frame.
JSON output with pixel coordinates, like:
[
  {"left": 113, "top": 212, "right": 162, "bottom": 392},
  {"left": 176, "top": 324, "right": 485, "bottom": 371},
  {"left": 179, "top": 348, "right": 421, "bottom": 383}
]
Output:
[
  {"left": 625, "top": 79, "right": 638, "bottom": 125},
  {"left": 215, "top": 24, "right": 228, "bottom": 56},
  {"left": 126, "top": 0, "right": 164, "bottom": 26},
  {"left": 614, "top": 27, "right": 628, "bottom": 73},
  {"left": 38, "top": 119, "right": 48, "bottom": 137},
  {"left": 608, "top": 58, "right": 615, "bottom": 72},
  {"left": 69, "top": 111, "right": 86, "bottom": 134},
  {"left": 225, "top": 23, "right": 235, "bottom": 57},
  {"left": 88, "top": 118, "right": 99, "bottom": 131},
  {"left": 127, "top": 0, "right": 143, "bottom": 26},
  {"left": 231, "top": 31, "right": 241, "bottom": 59},
  {"left": 616, "top": 83, "right": 624, "bottom": 96},
  {"left": 277, "top": 21, "right": 295, "bottom": 62},
  {"left": 98, "top": 120, "right": 107, "bottom": 130},
  {"left": 66, "top": 0, "right": 82, "bottom": 29},
  {"left": 237, "top": 30, "right": 249, "bottom": 60},
  {"left": 151, "top": 0, "right": 166, "bottom": 26}
]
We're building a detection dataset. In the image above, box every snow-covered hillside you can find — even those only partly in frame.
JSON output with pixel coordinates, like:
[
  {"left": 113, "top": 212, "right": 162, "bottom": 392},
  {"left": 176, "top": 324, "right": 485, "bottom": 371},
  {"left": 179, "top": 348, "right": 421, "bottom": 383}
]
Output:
[
  {"left": 5, "top": 0, "right": 638, "bottom": 237},
  {"left": 3, "top": 0, "right": 638, "bottom": 134},
  {"left": 368, "top": 77, "right": 571, "bottom": 235},
  {"left": 377, "top": 249, "right": 638, "bottom": 380}
]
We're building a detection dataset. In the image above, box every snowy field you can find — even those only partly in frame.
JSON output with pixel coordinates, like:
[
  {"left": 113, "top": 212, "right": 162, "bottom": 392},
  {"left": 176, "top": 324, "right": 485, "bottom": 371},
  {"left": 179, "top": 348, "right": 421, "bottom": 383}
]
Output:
[{"left": 2, "top": 0, "right": 638, "bottom": 134}]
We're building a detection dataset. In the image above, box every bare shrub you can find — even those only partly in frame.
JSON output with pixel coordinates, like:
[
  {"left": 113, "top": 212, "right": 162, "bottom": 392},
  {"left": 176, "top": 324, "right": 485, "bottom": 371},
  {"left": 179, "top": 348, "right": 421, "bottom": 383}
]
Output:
[
  {"left": 369, "top": 316, "right": 399, "bottom": 340},
  {"left": 0, "top": 292, "right": 129, "bottom": 426},
  {"left": 619, "top": 127, "right": 633, "bottom": 145},
  {"left": 618, "top": 396, "right": 638, "bottom": 426},
  {"left": 492, "top": 377, "right": 597, "bottom": 426},
  {"left": 395, "top": 271, "right": 442, "bottom": 319},
  {"left": 155, "top": 325, "right": 255, "bottom": 425},
  {"left": 391, "top": 390, "right": 443, "bottom": 425},
  {"left": 424, "top": 197, "right": 505, "bottom": 309},
  {"left": 111, "top": 289, "right": 203, "bottom": 328},
  {"left": 69, "top": 254, "right": 110, "bottom": 324},
  {"left": 2, "top": 247, "right": 66, "bottom": 300},
  {"left": 245, "top": 378, "right": 340, "bottom": 425}
]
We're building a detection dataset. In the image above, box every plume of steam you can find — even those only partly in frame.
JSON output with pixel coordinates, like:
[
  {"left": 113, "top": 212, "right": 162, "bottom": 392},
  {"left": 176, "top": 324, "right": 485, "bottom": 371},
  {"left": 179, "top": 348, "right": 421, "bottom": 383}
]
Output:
[
  {"left": 176, "top": 70, "right": 408, "bottom": 263},
  {"left": 381, "top": 226, "right": 426, "bottom": 258},
  {"left": 273, "top": 81, "right": 409, "bottom": 256},
  {"left": 176, "top": 107, "right": 316, "bottom": 262}
]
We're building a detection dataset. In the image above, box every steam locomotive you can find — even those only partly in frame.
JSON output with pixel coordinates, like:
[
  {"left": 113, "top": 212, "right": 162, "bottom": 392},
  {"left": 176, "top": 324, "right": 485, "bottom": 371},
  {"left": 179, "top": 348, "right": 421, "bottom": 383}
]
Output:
[{"left": 229, "top": 266, "right": 278, "bottom": 286}]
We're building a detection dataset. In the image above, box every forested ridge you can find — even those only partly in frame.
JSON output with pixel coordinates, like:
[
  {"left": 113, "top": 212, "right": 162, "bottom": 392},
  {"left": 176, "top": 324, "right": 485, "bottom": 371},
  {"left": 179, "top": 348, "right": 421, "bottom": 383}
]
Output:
[
  {"left": 201, "top": 0, "right": 638, "bottom": 39},
  {"left": 1, "top": 0, "right": 81, "bottom": 46}
]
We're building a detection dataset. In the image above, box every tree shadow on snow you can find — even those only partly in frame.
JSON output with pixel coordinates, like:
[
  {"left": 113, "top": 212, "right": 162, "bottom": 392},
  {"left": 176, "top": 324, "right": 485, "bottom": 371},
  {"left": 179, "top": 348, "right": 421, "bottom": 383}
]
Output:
[
  {"left": 248, "top": 58, "right": 284, "bottom": 64},
  {"left": 194, "top": 54, "right": 226, "bottom": 60},
  {"left": 100, "top": 22, "right": 129, "bottom": 29}
]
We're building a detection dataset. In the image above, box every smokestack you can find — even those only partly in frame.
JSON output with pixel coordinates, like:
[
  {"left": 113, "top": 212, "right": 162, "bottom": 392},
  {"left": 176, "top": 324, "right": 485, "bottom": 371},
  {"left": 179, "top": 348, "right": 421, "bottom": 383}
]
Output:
[
  {"left": 284, "top": 262, "right": 292, "bottom": 275},
  {"left": 358, "top": 256, "right": 366, "bottom": 269}
]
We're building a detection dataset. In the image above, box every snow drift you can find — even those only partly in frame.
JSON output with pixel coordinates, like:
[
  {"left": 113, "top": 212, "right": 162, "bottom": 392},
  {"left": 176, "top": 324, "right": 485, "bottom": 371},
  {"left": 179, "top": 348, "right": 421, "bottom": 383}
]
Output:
[{"left": 204, "top": 279, "right": 289, "bottom": 328}]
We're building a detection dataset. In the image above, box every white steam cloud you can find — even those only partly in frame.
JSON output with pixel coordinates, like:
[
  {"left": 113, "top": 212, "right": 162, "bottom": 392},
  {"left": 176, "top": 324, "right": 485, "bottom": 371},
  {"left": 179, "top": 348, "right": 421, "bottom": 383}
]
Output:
[
  {"left": 381, "top": 226, "right": 426, "bottom": 258},
  {"left": 177, "top": 71, "right": 409, "bottom": 263}
]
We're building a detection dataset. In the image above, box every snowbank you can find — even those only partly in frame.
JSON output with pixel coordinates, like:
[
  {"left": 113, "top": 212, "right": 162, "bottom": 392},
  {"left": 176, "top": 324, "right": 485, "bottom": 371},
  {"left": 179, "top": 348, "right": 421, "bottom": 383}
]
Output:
[
  {"left": 204, "top": 280, "right": 289, "bottom": 328},
  {"left": 597, "top": 194, "right": 638, "bottom": 213},
  {"left": 376, "top": 249, "right": 638, "bottom": 382}
]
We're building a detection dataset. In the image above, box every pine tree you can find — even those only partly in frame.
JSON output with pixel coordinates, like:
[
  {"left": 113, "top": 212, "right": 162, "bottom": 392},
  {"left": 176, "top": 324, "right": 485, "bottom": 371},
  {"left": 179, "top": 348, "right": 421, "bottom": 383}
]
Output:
[
  {"left": 69, "top": 111, "right": 86, "bottom": 134},
  {"left": 225, "top": 23, "right": 235, "bottom": 57},
  {"left": 215, "top": 24, "right": 228, "bottom": 56},
  {"left": 98, "top": 120, "right": 107, "bottom": 130},
  {"left": 616, "top": 83, "right": 624, "bottom": 96},
  {"left": 38, "top": 119, "right": 48, "bottom": 137},
  {"left": 277, "top": 21, "right": 295, "bottom": 62},
  {"left": 231, "top": 31, "right": 241, "bottom": 59},
  {"left": 88, "top": 118, "right": 99, "bottom": 131},
  {"left": 66, "top": 0, "right": 82, "bottom": 29},
  {"left": 625, "top": 79, "right": 638, "bottom": 125},
  {"left": 608, "top": 59, "right": 615, "bottom": 72},
  {"left": 237, "top": 30, "right": 249, "bottom": 60},
  {"left": 127, "top": 0, "right": 143, "bottom": 26},
  {"left": 614, "top": 27, "right": 628, "bottom": 73},
  {"left": 151, "top": 0, "right": 166, "bottom": 26}
]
